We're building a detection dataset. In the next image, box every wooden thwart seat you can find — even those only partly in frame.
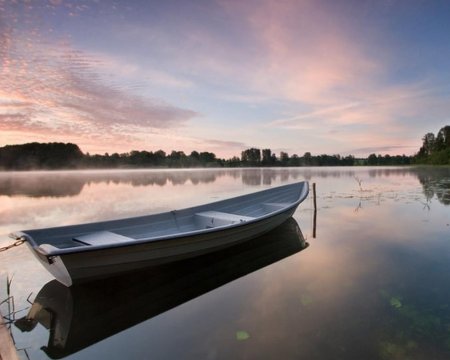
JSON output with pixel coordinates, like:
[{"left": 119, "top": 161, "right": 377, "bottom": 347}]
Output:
[
  {"left": 73, "top": 231, "right": 134, "bottom": 246},
  {"left": 195, "top": 211, "right": 254, "bottom": 229}
]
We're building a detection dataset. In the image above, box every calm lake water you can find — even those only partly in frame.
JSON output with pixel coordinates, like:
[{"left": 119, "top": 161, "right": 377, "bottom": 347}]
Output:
[{"left": 1, "top": 167, "right": 449, "bottom": 360}]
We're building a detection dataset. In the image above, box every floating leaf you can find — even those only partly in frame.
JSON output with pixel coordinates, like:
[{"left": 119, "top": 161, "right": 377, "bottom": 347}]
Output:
[
  {"left": 236, "top": 330, "right": 250, "bottom": 341},
  {"left": 300, "top": 294, "right": 313, "bottom": 306},
  {"left": 379, "top": 341, "right": 400, "bottom": 358},
  {"left": 390, "top": 297, "right": 402, "bottom": 308},
  {"left": 379, "top": 340, "right": 415, "bottom": 359}
]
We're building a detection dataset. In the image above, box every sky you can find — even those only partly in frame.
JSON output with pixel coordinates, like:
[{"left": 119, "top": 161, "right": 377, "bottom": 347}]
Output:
[{"left": 1, "top": 0, "right": 450, "bottom": 158}]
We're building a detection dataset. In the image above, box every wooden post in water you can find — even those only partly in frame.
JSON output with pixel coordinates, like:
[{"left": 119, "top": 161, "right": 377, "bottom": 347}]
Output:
[
  {"left": 312, "top": 183, "right": 317, "bottom": 210},
  {"left": 312, "top": 183, "right": 317, "bottom": 238}
]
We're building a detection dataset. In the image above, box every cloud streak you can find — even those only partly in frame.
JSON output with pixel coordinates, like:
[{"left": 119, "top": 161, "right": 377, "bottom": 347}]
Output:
[
  {"left": 214, "top": 0, "right": 381, "bottom": 104},
  {"left": 0, "top": 4, "right": 199, "bottom": 149}
]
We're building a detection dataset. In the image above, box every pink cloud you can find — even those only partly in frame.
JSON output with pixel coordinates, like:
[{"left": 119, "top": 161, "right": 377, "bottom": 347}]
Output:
[
  {"left": 216, "top": 0, "right": 380, "bottom": 105},
  {"left": 0, "top": 26, "right": 199, "bottom": 150}
]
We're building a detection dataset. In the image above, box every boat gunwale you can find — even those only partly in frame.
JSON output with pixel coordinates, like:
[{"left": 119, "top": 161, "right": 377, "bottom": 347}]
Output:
[{"left": 12, "top": 182, "right": 309, "bottom": 257}]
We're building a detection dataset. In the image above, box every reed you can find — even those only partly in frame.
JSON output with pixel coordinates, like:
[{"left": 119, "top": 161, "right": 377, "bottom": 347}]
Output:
[{"left": 0, "top": 275, "right": 31, "bottom": 360}]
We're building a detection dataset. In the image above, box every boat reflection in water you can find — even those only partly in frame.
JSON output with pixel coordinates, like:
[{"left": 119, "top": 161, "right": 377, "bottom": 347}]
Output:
[{"left": 15, "top": 218, "right": 309, "bottom": 359}]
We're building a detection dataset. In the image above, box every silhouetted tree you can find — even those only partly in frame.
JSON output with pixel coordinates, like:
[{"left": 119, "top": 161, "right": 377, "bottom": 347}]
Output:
[
  {"left": 261, "top": 149, "right": 275, "bottom": 165},
  {"left": 241, "top": 148, "right": 261, "bottom": 166},
  {"left": 435, "top": 125, "right": 450, "bottom": 151},
  {"left": 367, "top": 153, "right": 378, "bottom": 165},
  {"left": 303, "top": 152, "right": 312, "bottom": 166},
  {"left": 280, "top": 151, "right": 289, "bottom": 166},
  {"left": 418, "top": 133, "right": 435, "bottom": 157},
  {"left": 289, "top": 154, "right": 301, "bottom": 166}
]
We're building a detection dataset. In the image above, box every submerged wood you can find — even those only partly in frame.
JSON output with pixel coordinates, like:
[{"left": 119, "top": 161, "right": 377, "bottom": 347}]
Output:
[
  {"left": 10, "top": 181, "right": 309, "bottom": 286},
  {"left": 15, "top": 218, "right": 308, "bottom": 359}
]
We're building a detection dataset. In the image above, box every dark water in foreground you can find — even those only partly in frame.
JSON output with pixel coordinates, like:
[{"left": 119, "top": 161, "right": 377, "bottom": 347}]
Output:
[{"left": 0, "top": 167, "right": 449, "bottom": 359}]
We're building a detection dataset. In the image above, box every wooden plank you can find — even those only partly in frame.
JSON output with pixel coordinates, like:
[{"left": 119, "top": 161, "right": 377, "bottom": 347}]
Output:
[
  {"left": 195, "top": 211, "right": 255, "bottom": 229},
  {"left": 195, "top": 211, "right": 254, "bottom": 222},
  {"left": 73, "top": 231, "right": 134, "bottom": 246}
]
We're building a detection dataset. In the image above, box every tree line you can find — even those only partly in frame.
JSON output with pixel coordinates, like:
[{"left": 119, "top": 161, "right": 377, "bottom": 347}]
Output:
[
  {"left": 0, "top": 144, "right": 371, "bottom": 170},
  {"left": 0, "top": 125, "right": 448, "bottom": 170},
  {"left": 0, "top": 142, "right": 84, "bottom": 170}
]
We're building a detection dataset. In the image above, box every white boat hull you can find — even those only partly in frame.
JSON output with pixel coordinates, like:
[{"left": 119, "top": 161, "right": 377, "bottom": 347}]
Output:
[
  {"left": 56, "top": 208, "right": 295, "bottom": 285},
  {"left": 13, "top": 182, "right": 309, "bottom": 286}
]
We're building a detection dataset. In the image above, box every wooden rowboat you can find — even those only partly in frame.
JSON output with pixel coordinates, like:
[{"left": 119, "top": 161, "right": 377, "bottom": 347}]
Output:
[
  {"left": 15, "top": 218, "right": 308, "bottom": 359},
  {"left": 10, "top": 181, "right": 309, "bottom": 286}
]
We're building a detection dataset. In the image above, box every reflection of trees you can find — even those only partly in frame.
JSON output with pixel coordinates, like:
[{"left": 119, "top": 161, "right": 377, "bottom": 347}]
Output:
[
  {"left": 0, "top": 171, "right": 223, "bottom": 198},
  {"left": 242, "top": 169, "right": 263, "bottom": 186},
  {"left": 0, "top": 174, "right": 85, "bottom": 197},
  {"left": 415, "top": 168, "right": 450, "bottom": 205},
  {"left": 237, "top": 167, "right": 448, "bottom": 207},
  {"left": 348, "top": 167, "right": 449, "bottom": 207},
  {"left": 262, "top": 169, "right": 277, "bottom": 185},
  {"left": 0, "top": 168, "right": 311, "bottom": 197},
  {"left": 2, "top": 167, "right": 448, "bottom": 203},
  {"left": 367, "top": 168, "right": 417, "bottom": 178},
  {"left": 240, "top": 168, "right": 293, "bottom": 185}
]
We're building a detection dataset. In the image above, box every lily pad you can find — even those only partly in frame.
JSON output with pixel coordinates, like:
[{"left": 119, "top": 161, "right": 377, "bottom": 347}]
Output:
[
  {"left": 300, "top": 294, "right": 314, "bottom": 306},
  {"left": 236, "top": 330, "right": 250, "bottom": 341},
  {"left": 390, "top": 297, "right": 402, "bottom": 308},
  {"left": 379, "top": 340, "right": 416, "bottom": 359}
]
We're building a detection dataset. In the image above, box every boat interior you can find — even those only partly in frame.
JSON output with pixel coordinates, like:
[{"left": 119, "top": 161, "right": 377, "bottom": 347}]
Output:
[{"left": 20, "top": 183, "right": 303, "bottom": 250}]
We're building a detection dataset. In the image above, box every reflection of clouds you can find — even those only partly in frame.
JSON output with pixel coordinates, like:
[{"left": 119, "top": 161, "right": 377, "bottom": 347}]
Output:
[
  {"left": 222, "top": 185, "right": 448, "bottom": 359},
  {"left": 199, "top": 223, "right": 388, "bottom": 358}
]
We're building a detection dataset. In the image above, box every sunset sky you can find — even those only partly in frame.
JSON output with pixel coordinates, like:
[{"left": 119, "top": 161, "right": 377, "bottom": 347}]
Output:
[{"left": 1, "top": 0, "right": 450, "bottom": 158}]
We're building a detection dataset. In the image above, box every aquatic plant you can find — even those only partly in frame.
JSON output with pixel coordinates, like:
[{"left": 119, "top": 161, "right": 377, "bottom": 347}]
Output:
[
  {"left": 354, "top": 176, "right": 364, "bottom": 191},
  {"left": 236, "top": 330, "right": 250, "bottom": 341},
  {"left": 380, "top": 288, "right": 450, "bottom": 355},
  {"left": 300, "top": 294, "right": 314, "bottom": 306},
  {"left": 390, "top": 297, "right": 402, "bottom": 309},
  {"left": 379, "top": 340, "right": 417, "bottom": 360}
]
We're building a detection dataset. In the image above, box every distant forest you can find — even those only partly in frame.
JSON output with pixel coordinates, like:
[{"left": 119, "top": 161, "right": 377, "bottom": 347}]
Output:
[{"left": 0, "top": 126, "right": 448, "bottom": 170}]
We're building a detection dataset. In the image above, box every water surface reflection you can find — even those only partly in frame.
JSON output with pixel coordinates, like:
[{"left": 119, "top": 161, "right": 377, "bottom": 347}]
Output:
[
  {"left": 1, "top": 167, "right": 448, "bottom": 203},
  {"left": 1, "top": 167, "right": 450, "bottom": 360}
]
